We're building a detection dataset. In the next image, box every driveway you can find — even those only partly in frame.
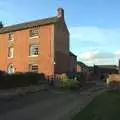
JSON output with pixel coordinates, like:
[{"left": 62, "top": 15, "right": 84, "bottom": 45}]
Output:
[{"left": 0, "top": 84, "right": 104, "bottom": 120}]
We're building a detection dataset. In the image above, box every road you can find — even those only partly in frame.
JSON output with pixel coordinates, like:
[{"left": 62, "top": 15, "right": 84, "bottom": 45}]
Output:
[{"left": 0, "top": 85, "right": 104, "bottom": 120}]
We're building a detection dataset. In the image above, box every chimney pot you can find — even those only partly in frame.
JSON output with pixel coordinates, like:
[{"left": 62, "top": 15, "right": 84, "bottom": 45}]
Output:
[{"left": 57, "top": 8, "right": 64, "bottom": 18}]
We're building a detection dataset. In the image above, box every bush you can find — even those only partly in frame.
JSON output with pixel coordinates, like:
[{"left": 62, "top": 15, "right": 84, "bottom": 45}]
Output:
[
  {"left": 66, "top": 71, "right": 76, "bottom": 79},
  {"left": 74, "top": 72, "right": 86, "bottom": 86},
  {"left": 0, "top": 72, "right": 46, "bottom": 90},
  {"left": 60, "top": 74, "right": 78, "bottom": 90},
  {"left": 0, "top": 70, "right": 7, "bottom": 81}
]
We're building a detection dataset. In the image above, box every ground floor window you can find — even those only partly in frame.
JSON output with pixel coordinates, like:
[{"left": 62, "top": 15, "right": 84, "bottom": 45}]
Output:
[
  {"left": 7, "top": 64, "right": 15, "bottom": 74},
  {"left": 29, "top": 64, "right": 39, "bottom": 72}
]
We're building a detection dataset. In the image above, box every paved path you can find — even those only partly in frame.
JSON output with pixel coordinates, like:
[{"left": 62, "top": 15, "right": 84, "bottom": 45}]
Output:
[{"left": 0, "top": 84, "right": 105, "bottom": 120}]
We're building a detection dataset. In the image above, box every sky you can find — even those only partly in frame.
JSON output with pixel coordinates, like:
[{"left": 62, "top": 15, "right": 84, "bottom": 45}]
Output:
[{"left": 1, "top": 0, "right": 120, "bottom": 66}]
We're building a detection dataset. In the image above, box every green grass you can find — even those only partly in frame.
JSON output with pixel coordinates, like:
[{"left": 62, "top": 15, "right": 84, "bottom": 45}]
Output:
[{"left": 72, "top": 91, "right": 120, "bottom": 120}]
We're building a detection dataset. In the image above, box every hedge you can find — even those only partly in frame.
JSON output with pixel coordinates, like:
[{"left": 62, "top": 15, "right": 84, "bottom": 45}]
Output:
[{"left": 0, "top": 71, "right": 46, "bottom": 90}]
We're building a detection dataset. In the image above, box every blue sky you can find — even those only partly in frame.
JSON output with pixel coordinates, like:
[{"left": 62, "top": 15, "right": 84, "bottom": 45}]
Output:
[{"left": 1, "top": 0, "right": 120, "bottom": 66}]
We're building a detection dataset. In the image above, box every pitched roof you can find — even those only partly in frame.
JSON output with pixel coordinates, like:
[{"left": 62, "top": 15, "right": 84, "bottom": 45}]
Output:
[
  {"left": 69, "top": 52, "right": 77, "bottom": 57},
  {"left": 95, "top": 65, "right": 117, "bottom": 69},
  {"left": 77, "top": 61, "right": 88, "bottom": 68},
  {"left": 0, "top": 16, "right": 59, "bottom": 34}
]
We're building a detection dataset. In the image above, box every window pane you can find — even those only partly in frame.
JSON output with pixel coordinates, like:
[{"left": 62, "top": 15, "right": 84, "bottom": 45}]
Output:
[
  {"left": 29, "top": 29, "right": 39, "bottom": 37},
  {"left": 30, "top": 45, "right": 39, "bottom": 56},
  {"left": 29, "top": 64, "right": 38, "bottom": 72},
  {"left": 8, "top": 33, "right": 14, "bottom": 40},
  {"left": 8, "top": 47, "right": 14, "bottom": 58},
  {"left": 7, "top": 64, "right": 15, "bottom": 74}
]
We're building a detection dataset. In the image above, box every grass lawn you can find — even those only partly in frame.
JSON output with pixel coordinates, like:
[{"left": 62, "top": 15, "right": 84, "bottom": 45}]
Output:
[{"left": 72, "top": 91, "right": 120, "bottom": 120}]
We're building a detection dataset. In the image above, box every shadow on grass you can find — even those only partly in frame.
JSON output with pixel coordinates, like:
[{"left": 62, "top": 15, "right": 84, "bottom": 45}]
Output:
[{"left": 72, "top": 91, "right": 120, "bottom": 120}]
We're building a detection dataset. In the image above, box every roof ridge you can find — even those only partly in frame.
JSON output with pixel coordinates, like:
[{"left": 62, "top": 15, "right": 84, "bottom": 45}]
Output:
[
  {"left": 0, "top": 16, "right": 59, "bottom": 34},
  {"left": 3, "top": 16, "right": 57, "bottom": 28}
]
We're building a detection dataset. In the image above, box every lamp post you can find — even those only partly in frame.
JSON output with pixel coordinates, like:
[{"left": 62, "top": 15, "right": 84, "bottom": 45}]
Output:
[{"left": 53, "top": 61, "right": 56, "bottom": 79}]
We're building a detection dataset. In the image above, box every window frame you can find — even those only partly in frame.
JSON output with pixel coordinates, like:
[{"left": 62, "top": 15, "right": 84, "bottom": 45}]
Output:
[
  {"left": 7, "top": 64, "right": 15, "bottom": 74},
  {"left": 29, "top": 28, "right": 39, "bottom": 38},
  {"left": 8, "top": 32, "right": 14, "bottom": 41},
  {"left": 29, "top": 64, "right": 39, "bottom": 72},
  {"left": 29, "top": 45, "right": 39, "bottom": 57},
  {"left": 8, "top": 47, "right": 14, "bottom": 58}
]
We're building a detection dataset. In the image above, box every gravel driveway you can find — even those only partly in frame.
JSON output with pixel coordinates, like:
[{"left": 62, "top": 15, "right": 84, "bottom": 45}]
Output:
[{"left": 0, "top": 84, "right": 104, "bottom": 120}]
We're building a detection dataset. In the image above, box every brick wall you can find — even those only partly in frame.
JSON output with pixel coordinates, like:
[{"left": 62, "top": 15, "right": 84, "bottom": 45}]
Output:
[
  {"left": 0, "top": 24, "right": 54, "bottom": 76},
  {"left": 54, "top": 19, "right": 70, "bottom": 74}
]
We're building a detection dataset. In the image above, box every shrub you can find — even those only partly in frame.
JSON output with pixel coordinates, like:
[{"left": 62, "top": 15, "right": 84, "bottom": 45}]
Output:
[
  {"left": 74, "top": 72, "right": 86, "bottom": 86},
  {"left": 66, "top": 71, "right": 76, "bottom": 79},
  {"left": 0, "top": 70, "right": 7, "bottom": 81},
  {"left": 0, "top": 72, "right": 46, "bottom": 90},
  {"left": 60, "top": 74, "right": 78, "bottom": 90}
]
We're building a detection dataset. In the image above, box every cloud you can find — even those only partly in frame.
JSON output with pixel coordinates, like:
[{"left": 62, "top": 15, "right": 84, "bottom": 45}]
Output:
[
  {"left": 78, "top": 51, "right": 115, "bottom": 61},
  {"left": 69, "top": 26, "right": 120, "bottom": 65},
  {"left": 69, "top": 26, "right": 120, "bottom": 47},
  {"left": 77, "top": 50, "right": 118, "bottom": 66},
  {"left": 95, "top": 52, "right": 115, "bottom": 59},
  {"left": 84, "top": 58, "right": 117, "bottom": 66},
  {"left": 114, "top": 50, "right": 120, "bottom": 57},
  {"left": 78, "top": 51, "right": 99, "bottom": 61}
]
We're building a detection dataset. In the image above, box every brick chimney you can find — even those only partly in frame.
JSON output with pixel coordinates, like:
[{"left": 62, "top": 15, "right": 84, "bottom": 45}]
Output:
[
  {"left": 0, "top": 21, "right": 3, "bottom": 28},
  {"left": 57, "top": 8, "right": 64, "bottom": 18}
]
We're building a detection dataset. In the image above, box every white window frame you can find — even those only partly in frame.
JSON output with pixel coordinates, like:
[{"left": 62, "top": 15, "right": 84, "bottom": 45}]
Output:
[
  {"left": 29, "top": 29, "right": 39, "bottom": 38},
  {"left": 29, "top": 64, "right": 39, "bottom": 72},
  {"left": 8, "top": 47, "right": 14, "bottom": 58},
  {"left": 29, "top": 45, "right": 39, "bottom": 57},
  {"left": 8, "top": 33, "right": 14, "bottom": 41},
  {"left": 7, "top": 64, "right": 15, "bottom": 74}
]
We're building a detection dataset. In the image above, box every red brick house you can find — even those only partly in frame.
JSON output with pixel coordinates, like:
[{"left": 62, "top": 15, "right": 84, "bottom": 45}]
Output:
[
  {"left": 0, "top": 8, "right": 76, "bottom": 76},
  {"left": 77, "top": 61, "right": 89, "bottom": 73}
]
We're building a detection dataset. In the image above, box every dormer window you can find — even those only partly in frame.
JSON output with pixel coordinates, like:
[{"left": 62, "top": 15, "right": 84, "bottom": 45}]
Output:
[
  {"left": 8, "top": 33, "right": 14, "bottom": 41},
  {"left": 29, "top": 29, "right": 39, "bottom": 38}
]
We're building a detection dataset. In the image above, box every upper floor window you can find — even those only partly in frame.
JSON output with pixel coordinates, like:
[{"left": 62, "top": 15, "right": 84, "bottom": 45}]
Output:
[
  {"left": 29, "top": 45, "right": 39, "bottom": 56},
  {"left": 29, "top": 29, "right": 39, "bottom": 38},
  {"left": 8, "top": 47, "right": 14, "bottom": 58},
  {"left": 8, "top": 33, "right": 14, "bottom": 41}
]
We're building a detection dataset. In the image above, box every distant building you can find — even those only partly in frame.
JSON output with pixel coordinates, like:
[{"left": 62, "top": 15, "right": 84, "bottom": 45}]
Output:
[
  {"left": 0, "top": 8, "right": 76, "bottom": 75},
  {"left": 93, "top": 65, "right": 118, "bottom": 80},
  {"left": 94, "top": 65, "right": 118, "bottom": 75},
  {"left": 77, "top": 61, "right": 89, "bottom": 73}
]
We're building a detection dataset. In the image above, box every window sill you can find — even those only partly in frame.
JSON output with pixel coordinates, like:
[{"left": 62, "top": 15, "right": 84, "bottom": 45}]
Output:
[
  {"left": 28, "top": 55, "right": 38, "bottom": 57},
  {"left": 29, "top": 36, "right": 39, "bottom": 39},
  {"left": 8, "top": 57, "right": 13, "bottom": 59},
  {"left": 8, "top": 39, "right": 14, "bottom": 41}
]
